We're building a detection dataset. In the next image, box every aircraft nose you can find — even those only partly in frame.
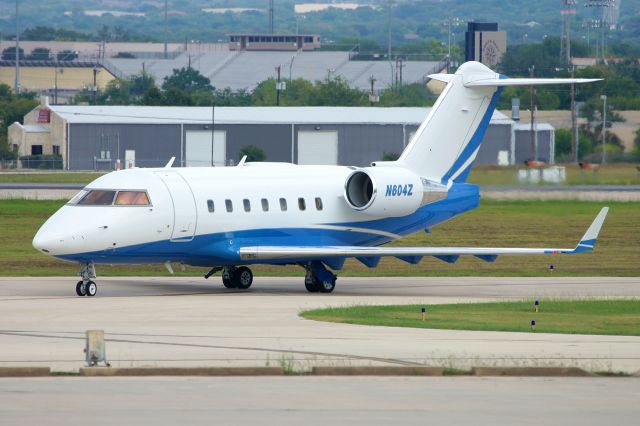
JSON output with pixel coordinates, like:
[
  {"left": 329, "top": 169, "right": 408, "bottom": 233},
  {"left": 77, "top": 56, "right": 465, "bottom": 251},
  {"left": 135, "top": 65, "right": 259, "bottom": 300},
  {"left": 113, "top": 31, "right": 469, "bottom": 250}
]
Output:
[{"left": 32, "top": 227, "right": 56, "bottom": 255}]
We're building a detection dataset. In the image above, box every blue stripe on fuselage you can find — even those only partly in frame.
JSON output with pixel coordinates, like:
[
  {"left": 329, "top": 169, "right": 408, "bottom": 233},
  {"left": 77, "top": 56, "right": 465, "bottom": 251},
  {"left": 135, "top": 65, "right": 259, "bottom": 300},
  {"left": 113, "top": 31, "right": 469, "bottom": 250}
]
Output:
[{"left": 57, "top": 183, "right": 479, "bottom": 266}]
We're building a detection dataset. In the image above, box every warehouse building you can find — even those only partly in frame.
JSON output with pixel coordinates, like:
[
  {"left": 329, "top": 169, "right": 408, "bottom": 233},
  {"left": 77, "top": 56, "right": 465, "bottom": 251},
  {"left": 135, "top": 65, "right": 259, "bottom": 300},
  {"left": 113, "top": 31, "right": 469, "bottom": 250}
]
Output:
[{"left": 9, "top": 97, "right": 553, "bottom": 171}]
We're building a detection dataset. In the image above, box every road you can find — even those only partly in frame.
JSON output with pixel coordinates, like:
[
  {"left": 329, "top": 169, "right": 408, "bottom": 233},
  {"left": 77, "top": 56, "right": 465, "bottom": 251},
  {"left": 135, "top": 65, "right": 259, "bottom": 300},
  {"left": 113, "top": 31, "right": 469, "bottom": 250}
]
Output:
[{"left": 1, "top": 376, "right": 638, "bottom": 425}]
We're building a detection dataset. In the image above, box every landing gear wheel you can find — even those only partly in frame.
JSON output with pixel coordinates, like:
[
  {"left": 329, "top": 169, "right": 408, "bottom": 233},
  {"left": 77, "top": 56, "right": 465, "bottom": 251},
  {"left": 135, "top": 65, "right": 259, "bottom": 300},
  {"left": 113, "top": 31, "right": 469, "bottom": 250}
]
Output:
[
  {"left": 85, "top": 281, "right": 97, "bottom": 297},
  {"left": 317, "top": 276, "right": 336, "bottom": 294},
  {"left": 304, "top": 275, "right": 319, "bottom": 292},
  {"left": 234, "top": 266, "right": 253, "bottom": 290},
  {"left": 222, "top": 277, "right": 236, "bottom": 289},
  {"left": 75, "top": 281, "right": 86, "bottom": 297}
]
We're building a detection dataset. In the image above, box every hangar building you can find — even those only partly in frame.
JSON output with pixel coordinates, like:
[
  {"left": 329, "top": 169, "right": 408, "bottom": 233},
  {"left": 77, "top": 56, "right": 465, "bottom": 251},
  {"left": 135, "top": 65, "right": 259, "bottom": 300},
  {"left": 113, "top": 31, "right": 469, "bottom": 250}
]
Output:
[{"left": 9, "top": 98, "right": 554, "bottom": 170}]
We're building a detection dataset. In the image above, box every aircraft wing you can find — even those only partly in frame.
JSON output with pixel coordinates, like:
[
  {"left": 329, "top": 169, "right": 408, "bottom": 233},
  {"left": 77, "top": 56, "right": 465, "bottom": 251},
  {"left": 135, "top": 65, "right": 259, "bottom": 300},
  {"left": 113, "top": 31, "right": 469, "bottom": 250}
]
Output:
[{"left": 239, "top": 208, "right": 608, "bottom": 264}]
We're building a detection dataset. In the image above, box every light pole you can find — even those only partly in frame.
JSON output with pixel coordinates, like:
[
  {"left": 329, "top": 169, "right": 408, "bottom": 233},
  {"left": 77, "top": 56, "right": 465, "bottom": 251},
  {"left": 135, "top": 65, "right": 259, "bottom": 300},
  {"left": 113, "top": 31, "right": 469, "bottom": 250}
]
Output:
[{"left": 600, "top": 94, "right": 607, "bottom": 163}]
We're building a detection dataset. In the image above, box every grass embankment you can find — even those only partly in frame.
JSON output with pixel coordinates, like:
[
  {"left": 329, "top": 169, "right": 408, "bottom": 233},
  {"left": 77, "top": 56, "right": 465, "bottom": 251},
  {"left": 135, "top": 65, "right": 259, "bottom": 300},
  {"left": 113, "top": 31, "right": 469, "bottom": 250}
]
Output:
[
  {"left": 0, "top": 173, "right": 103, "bottom": 184},
  {"left": 468, "top": 163, "right": 640, "bottom": 186},
  {"left": 0, "top": 199, "right": 638, "bottom": 276},
  {"left": 1, "top": 163, "right": 638, "bottom": 186},
  {"left": 301, "top": 300, "right": 640, "bottom": 336}
]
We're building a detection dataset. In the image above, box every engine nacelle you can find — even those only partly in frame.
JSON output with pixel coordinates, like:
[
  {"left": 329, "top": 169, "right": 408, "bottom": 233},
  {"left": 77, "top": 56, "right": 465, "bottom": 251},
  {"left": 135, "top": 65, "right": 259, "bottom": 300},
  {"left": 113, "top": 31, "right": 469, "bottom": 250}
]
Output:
[{"left": 344, "top": 167, "right": 424, "bottom": 217}]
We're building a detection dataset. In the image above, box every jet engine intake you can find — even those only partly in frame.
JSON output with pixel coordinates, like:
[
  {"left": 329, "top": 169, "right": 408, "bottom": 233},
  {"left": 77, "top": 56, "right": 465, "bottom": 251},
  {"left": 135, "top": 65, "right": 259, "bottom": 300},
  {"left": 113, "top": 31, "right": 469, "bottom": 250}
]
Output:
[{"left": 344, "top": 168, "right": 424, "bottom": 217}]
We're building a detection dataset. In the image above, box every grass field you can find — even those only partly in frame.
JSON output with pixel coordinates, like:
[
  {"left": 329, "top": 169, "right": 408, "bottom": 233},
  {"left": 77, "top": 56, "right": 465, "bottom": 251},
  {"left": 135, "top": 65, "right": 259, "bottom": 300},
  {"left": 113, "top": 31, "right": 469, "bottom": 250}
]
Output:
[
  {"left": 0, "top": 199, "right": 638, "bottom": 276},
  {"left": 301, "top": 300, "right": 640, "bottom": 336},
  {"left": 468, "top": 163, "right": 640, "bottom": 186},
  {"left": 1, "top": 163, "right": 639, "bottom": 185}
]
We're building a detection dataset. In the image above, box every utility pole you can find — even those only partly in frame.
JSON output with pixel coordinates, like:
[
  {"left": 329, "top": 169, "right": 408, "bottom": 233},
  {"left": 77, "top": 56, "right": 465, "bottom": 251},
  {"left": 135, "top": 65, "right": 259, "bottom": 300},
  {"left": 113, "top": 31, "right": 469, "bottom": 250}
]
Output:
[
  {"left": 387, "top": 0, "right": 393, "bottom": 85},
  {"left": 601, "top": 94, "right": 607, "bottom": 163},
  {"left": 529, "top": 65, "right": 537, "bottom": 161},
  {"left": 387, "top": 0, "right": 392, "bottom": 58},
  {"left": 163, "top": 0, "right": 168, "bottom": 59},
  {"left": 14, "top": 0, "right": 20, "bottom": 94},
  {"left": 570, "top": 66, "right": 578, "bottom": 163},
  {"left": 211, "top": 103, "right": 215, "bottom": 166},
  {"left": 369, "top": 76, "right": 379, "bottom": 106},
  {"left": 92, "top": 66, "right": 97, "bottom": 105},
  {"left": 276, "top": 65, "right": 281, "bottom": 106},
  {"left": 269, "top": 0, "right": 274, "bottom": 34}
]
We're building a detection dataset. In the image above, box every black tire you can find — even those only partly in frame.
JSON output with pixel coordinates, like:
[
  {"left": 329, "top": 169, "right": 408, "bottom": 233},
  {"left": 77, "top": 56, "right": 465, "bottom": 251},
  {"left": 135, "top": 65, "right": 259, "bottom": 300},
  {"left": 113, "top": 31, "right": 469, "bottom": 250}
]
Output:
[
  {"left": 318, "top": 276, "right": 336, "bottom": 294},
  {"left": 304, "top": 277, "right": 319, "bottom": 292},
  {"left": 75, "top": 281, "right": 86, "bottom": 297},
  {"left": 234, "top": 266, "right": 253, "bottom": 290},
  {"left": 86, "top": 281, "right": 97, "bottom": 297},
  {"left": 222, "top": 276, "right": 236, "bottom": 288}
]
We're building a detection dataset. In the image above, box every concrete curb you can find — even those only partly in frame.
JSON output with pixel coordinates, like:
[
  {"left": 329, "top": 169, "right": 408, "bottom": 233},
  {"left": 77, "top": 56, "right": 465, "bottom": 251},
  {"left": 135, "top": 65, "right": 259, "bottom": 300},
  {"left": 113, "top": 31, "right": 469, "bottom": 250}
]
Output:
[
  {"left": 79, "top": 367, "right": 284, "bottom": 376},
  {"left": 0, "top": 367, "right": 51, "bottom": 377},
  {"left": 471, "top": 367, "right": 595, "bottom": 377},
  {"left": 311, "top": 366, "right": 445, "bottom": 376}
]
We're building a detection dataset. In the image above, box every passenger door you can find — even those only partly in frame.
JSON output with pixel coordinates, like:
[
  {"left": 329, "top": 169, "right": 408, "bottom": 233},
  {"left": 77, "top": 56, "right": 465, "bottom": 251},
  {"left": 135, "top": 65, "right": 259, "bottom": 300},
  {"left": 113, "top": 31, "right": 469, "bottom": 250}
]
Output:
[{"left": 155, "top": 171, "right": 197, "bottom": 242}]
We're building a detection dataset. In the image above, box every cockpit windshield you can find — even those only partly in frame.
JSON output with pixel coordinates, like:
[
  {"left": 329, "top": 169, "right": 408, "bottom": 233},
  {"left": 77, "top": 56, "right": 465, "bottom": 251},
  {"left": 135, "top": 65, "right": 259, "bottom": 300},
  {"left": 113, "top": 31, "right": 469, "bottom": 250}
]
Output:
[
  {"left": 78, "top": 190, "right": 116, "bottom": 205},
  {"left": 69, "top": 190, "right": 151, "bottom": 206}
]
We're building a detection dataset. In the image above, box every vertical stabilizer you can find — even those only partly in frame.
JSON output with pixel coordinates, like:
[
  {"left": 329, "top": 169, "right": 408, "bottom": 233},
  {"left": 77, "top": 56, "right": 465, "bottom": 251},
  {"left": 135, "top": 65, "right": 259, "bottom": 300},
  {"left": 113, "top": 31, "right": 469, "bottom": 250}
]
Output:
[{"left": 398, "top": 61, "right": 501, "bottom": 184}]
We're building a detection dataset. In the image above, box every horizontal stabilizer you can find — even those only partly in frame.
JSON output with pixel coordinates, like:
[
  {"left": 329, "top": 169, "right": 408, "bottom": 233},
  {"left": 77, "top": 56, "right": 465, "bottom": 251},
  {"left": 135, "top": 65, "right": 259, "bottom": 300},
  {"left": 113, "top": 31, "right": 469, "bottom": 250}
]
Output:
[
  {"left": 427, "top": 74, "right": 601, "bottom": 87},
  {"left": 465, "top": 78, "right": 602, "bottom": 87},
  {"left": 239, "top": 208, "right": 608, "bottom": 262}
]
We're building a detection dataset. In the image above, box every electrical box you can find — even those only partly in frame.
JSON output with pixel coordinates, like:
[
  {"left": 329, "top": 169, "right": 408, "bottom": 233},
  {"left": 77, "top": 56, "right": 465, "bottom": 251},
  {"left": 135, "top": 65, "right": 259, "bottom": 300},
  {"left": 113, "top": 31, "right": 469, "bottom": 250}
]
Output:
[{"left": 85, "top": 330, "right": 110, "bottom": 367}]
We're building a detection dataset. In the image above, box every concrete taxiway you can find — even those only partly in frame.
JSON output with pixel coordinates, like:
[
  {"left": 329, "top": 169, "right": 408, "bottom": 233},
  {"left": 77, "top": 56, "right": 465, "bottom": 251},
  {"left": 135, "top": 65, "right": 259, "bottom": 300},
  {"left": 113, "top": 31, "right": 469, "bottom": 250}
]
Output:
[
  {"left": 1, "top": 276, "right": 639, "bottom": 373},
  {"left": 1, "top": 376, "right": 638, "bottom": 425}
]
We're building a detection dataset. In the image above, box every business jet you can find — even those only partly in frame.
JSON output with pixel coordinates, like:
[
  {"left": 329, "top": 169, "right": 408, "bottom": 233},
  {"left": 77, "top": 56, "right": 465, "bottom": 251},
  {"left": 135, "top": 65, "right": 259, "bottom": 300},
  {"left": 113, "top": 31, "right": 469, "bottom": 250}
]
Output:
[{"left": 33, "top": 61, "right": 607, "bottom": 297}]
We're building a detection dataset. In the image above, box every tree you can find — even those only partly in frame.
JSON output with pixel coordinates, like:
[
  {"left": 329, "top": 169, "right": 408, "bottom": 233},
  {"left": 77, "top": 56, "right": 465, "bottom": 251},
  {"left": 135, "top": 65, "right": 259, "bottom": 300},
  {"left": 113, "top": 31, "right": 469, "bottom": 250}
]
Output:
[
  {"left": 141, "top": 87, "right": 164, "bottom": 106},
  {"left": 129, "top": 73, "right": 156, "bottom": 98},
  {"left": 0, "top": 85, "right": 38, "bottom": 160},
  {"left": 1, "top": 47, "right": 24, "bottom": 60},
  {"left": 313, "top": 77, "right": 367, "bottom": 106},
  {"left": 379, "top": 83, "right": 435, "bottom": 107},
  {"left": 238, "top": 145, "right": 266, "bottom": 162},
  {"left": 27, "top": 48, "right": 52, "bottom": 61},
  {"left": 162, "top": 67, "right": 213, "bottom": 93}
]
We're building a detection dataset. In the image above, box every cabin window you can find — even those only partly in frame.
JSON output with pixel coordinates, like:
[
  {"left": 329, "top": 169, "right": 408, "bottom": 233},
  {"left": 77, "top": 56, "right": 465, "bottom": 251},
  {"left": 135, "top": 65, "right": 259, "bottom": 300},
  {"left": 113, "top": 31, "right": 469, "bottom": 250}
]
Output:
[
  {"left": 225, "top": 199, "right": 233, "bottom": 212},
  {"left": 78, "top": 190, "right": 116, "bottom": 206},
  {"left": 261, "top": 198, "right": 269, "bottom": 211},
  {"left": 243, "top": 199, "right": 251, "bottom": 212},
  {"left": 279, "top": 198, "right": 287, "bottom": 211},
  {"left": 207, "top": 199, "right": 215, "bottom": 212},
  {"left": 298, "top": 197, "right": 306, "bottom": 211},
  {"left": 315, "top": 197, "right": 323, "bottom": 211}
]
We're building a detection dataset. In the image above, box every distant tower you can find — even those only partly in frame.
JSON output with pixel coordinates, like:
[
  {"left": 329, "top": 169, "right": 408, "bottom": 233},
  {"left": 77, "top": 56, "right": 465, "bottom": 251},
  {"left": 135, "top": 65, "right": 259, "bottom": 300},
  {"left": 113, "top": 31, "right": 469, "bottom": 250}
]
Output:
[
  {"left": 269, "top": 0, "right": 274, "bottom": 34},
  {"left": 560, "top": 0, "right": 576, "bottom": 65},
  {"left": 585, "top": 0, "right": 618, "bottom": 61}
]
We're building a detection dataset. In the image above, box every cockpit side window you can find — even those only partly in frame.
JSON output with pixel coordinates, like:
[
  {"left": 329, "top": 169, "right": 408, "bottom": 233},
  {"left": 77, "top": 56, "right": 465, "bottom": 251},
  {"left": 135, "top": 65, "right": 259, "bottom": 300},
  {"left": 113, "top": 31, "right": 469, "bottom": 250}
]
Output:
[
  {"left": 115, "top": 191, "right": 150, "bottom": 206},
  {"left": 68, "top": 190, "right": 88, "bottom": 205},
  {"left": 77, "top": 190, "right": 116, "bottom": 206}
]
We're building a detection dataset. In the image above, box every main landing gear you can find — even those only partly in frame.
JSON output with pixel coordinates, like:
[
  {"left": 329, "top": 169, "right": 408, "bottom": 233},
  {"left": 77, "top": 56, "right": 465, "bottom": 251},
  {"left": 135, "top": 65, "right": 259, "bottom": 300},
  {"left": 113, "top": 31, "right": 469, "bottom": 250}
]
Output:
[
  {"left": 76, "top": 263, "right": 98, "bottom": 297},
  {"left": 304, "top": 261, "right": 337, "bottom": 293},
  {"left": 205, "top": 266, "right": 253, "bottom": 290}
]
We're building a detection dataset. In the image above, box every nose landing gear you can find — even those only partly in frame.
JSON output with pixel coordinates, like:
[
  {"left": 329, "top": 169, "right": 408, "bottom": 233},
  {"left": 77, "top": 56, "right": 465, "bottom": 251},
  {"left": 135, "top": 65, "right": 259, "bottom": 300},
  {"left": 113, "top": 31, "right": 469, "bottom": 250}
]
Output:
[{"left": 75, "top": 263, "right": 98, "bottom": 297}]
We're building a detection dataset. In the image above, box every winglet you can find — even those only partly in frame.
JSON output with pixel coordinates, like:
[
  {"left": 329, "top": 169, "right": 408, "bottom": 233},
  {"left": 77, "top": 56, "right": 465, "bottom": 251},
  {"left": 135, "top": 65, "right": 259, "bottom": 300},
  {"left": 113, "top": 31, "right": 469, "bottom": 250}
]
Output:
[
  {"left": 573, "top": 207, "right": 609, "bottom": 253},
  {"left": 164, "top": 157, "right": 175, "bottom": 168}
]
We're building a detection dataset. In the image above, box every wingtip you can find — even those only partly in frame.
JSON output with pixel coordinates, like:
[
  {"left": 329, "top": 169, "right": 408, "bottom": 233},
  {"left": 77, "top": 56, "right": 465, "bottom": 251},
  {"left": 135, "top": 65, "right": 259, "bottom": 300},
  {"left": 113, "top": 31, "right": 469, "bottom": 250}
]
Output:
[{"left": 574, "top": 207, "right": 609, "bottom": 252}]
